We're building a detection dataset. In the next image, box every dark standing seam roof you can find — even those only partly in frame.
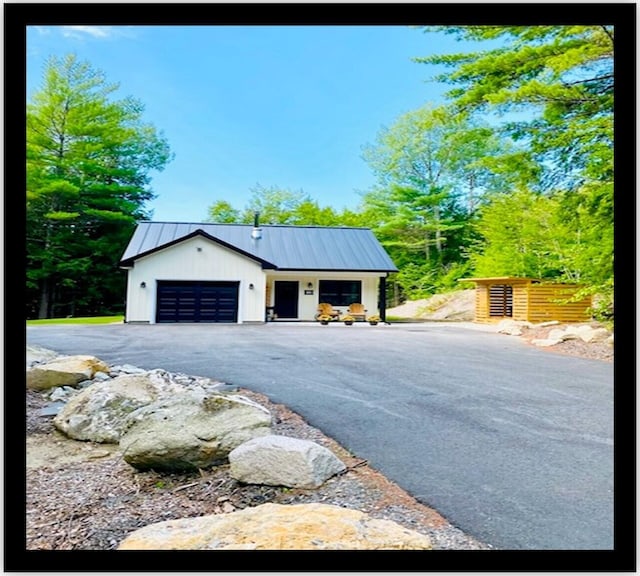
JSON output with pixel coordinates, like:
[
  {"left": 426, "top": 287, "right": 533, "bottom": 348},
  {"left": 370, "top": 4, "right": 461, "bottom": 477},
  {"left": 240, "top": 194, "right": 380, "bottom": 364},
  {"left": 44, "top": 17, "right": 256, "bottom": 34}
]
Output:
[{"left": 119, "top": 222, "right": 398, "bottom": 272}]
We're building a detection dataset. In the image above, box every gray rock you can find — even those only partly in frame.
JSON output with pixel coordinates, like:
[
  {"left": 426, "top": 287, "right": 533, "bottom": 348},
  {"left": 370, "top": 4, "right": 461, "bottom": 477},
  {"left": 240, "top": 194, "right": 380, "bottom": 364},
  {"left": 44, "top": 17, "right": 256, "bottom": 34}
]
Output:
[
  {"left": 120, "top": 393, "right": 272, "bottom": 471},
  {"left": 531, "top": 338, "right": 563, "bottom": 347},
  {"left": 110, "top": 364, "right": 147, "bottom": 375},
  {"left": 496, "top": 319, "right": 532, "bottom": 336},
  {"left": 39, "top": 402, "right": 66, "bottom": 417},
  {"left": 53, "top": 371, "right": 189, "bottom": 443},
  {"left": 26, "top": 345, "right": 59, "bottom": 368},
  {"left": 562, "top": 324, "right": 610, "bottom": 343},
  {"left": 229, "top": 434, "right": 346, "bottom": 489},
  {"left": 48, "top": 387, "right": 76, "bottom": 402}
]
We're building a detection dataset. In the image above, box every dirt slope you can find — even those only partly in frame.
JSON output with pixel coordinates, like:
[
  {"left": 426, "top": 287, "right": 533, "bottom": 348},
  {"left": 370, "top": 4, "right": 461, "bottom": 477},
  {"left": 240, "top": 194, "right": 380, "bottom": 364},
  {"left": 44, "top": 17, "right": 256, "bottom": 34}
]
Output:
[{"left": 387, "top": 289, "right": 476, "bottom": 321}]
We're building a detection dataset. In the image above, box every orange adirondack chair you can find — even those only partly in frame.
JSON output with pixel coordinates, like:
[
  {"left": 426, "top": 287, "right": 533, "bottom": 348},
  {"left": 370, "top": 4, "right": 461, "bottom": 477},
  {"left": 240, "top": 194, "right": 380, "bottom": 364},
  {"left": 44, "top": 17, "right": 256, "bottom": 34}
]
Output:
[
  {"left": 346, "top": 303, "right": 367, "bottom": 322},
  {"left": 316, "top": 302, "right": 341, "bottom": 321}
]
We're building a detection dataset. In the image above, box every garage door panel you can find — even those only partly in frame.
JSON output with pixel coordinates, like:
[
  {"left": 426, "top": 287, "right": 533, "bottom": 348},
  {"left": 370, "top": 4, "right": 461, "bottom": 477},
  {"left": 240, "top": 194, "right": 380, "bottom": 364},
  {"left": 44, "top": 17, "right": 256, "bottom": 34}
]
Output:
[{"left": 156, "top": 281, "right": 239, "bottom": 323}]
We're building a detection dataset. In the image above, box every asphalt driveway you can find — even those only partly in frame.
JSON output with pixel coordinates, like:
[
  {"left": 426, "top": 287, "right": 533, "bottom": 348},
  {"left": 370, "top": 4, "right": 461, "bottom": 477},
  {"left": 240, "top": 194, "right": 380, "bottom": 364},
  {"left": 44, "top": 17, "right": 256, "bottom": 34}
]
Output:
[{"left": 26, "top": 321, "right": 614, "bottom": 550}]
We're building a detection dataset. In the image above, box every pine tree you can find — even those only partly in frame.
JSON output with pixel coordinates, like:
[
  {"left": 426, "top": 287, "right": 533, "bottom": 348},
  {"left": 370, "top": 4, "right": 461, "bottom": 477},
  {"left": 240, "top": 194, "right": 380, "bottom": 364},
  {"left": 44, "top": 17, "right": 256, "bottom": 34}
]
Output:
[{"left": 27, "top": 54, "right": 173, "bottom": 318}]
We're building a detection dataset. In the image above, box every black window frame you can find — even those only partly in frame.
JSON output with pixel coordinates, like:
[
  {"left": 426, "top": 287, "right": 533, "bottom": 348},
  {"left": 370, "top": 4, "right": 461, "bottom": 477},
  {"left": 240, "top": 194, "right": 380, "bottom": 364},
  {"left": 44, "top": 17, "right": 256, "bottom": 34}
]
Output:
[{"left": 318, "top": 280, "right": 362, "bottom": 307}]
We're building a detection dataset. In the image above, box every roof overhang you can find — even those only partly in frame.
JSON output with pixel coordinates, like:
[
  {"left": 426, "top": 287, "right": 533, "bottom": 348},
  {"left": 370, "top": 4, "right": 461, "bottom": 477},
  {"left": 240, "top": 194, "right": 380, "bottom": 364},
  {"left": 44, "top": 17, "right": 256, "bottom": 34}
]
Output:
[{"left": 274, "top": 268, "right": 398, "bottom": 274}]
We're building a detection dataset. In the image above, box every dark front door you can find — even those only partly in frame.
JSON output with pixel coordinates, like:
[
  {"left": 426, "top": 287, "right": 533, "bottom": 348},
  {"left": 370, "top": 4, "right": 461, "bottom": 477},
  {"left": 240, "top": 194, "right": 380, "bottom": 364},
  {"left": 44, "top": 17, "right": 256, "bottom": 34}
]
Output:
[
  {"left": 274, "top": 281, "right": 299, "bottom": 319},
  {"left": 156, "top": 281, "right": 239, "bottom": 323}
]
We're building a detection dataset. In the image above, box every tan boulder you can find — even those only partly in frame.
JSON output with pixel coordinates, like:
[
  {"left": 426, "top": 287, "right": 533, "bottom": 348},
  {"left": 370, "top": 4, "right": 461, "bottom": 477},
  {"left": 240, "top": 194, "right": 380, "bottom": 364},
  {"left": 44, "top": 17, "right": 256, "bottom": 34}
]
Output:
[
  {"left": 118, "top": 502, "right": 432, "bottom": 550},
  {"left": 27, "top": 355, "right": 110, "bottom": 391}
]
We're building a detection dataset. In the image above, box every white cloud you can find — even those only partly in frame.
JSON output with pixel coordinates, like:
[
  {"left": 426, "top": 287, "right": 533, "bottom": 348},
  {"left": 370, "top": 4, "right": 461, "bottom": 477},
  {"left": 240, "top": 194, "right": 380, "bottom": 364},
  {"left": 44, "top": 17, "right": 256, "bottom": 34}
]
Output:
[
  {"left": 60, "top": 26, "right": 137, "bottom": 40},
  {"left": 61, "top": 26, "right": 112, "bottom": 39}
]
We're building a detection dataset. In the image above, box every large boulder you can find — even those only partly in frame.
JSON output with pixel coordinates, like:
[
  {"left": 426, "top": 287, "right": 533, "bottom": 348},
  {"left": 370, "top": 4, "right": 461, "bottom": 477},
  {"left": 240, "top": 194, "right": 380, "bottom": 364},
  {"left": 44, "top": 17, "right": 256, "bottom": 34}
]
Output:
[
  {"left": 119, "top": 393, "right": 272, "bottom": 471},
  {"left": 27, "top": 355, "right": 110, "bottom": 391},
  {"left": 26, "top": 345, "right": 59, "bottom": 369},
  {"left": 563, "top": 324, "right": 611, "bottom": 343},
  {"left": 496, "top": 319, "right": 533, "bottom": 336},
  {"left": 53, "top": 370, "right": 195, "bottom": 443},
  {"left": 118, "top": 502, "right": 433, "bottom": 550},
  {"left": 229, "top": 435, "right": 346, "bottom": 489}
]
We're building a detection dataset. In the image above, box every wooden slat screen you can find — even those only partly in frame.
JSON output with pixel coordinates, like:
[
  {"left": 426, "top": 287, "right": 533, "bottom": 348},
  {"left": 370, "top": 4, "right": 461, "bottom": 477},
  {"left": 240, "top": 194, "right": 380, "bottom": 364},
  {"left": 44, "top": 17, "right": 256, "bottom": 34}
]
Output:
[
  {"left": 489, "top": 284, "right": 513, "bottom": 317},
  {"left": 527, "top": 284, "right": 591, "bottom": 322},
  {"left": 475, "top": 285, "right": 489, "bottom": 321}
]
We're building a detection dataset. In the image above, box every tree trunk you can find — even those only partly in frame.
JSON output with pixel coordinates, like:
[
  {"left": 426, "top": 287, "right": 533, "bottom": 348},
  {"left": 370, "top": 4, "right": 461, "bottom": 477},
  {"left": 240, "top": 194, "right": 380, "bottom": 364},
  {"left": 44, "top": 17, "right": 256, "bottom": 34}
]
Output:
[
  {"left": 434, "top": 206, "right": 442, "bottom": 253},
  {"left": 424, "top": 230, "right": 431, "bottom": 261},
  {"left": 38, "top": 279, "right": 51, "bottom": 319}
]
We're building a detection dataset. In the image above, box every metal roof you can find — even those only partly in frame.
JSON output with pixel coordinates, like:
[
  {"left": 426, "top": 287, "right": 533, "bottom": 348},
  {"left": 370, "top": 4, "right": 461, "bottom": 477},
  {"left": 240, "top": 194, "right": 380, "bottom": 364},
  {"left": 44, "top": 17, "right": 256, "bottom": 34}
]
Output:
[{"left": 119, "top": 222, "right": 398, "bottom": 272}]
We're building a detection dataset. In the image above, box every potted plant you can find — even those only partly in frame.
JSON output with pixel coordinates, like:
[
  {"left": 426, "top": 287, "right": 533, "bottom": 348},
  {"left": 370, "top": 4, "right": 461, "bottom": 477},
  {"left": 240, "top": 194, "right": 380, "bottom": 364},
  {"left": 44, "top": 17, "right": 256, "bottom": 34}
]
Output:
[
  {"left": 342, "top": 315, "right": 355, "bottom": 326},
  {"left": 317, "top": 314, "right": 333, "bottom": 325},
  {"left": 367, "top": 314, "right": 381, "bottom": 326}
]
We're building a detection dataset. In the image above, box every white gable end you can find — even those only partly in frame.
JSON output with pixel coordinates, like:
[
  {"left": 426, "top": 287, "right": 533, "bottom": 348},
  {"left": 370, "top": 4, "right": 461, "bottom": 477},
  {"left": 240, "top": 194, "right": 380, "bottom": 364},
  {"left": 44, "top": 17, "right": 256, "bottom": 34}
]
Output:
[{"left": 125, "top": 236, "right": 265, "bottom": 323}]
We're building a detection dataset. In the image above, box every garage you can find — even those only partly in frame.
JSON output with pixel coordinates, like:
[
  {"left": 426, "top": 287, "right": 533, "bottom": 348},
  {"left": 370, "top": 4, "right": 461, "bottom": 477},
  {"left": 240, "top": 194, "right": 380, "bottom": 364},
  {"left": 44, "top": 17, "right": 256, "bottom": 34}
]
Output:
[
  {"left": 120, "top": 222, "right": 398, "bottom": 323},
  {"left": 156, "top": 281, "right": 239, "bottom": 323}
]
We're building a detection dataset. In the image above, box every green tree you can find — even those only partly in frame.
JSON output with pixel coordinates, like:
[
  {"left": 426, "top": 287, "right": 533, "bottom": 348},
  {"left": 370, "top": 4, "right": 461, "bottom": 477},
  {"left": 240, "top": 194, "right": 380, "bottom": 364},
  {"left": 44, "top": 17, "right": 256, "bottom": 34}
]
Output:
[
  {"left": 206, "top": 184, "right": 367, "bottom": 227},
  {"left": 360, "top": 104, "right": 523, "bottom": 301},
  {"left": 468, "top": 189, "right": 565, "bottom": 279},
  {"left": 241, "top": 184, "right": 313, "bottom": 225},
  {"left": 416, "top": 25, "right": 613, "bottom": 191},
  {"left": 206, "top": 200, "right": 241, "bottom": 223},
  {"left": 416, "top": 26, "right": 614, "bottom": 308},
  {"left": 468, "top": 186, "right": 613, "bottom": 319},
  {"left": 27, "top": 54, "right": 173, "bottom": 318}
]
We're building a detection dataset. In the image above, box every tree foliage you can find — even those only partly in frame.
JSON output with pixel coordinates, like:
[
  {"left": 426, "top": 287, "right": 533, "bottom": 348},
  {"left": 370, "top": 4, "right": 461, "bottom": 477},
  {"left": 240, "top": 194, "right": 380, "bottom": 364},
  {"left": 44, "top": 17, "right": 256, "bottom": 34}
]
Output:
[
  {"left": 413, "top": 26, "right": 614, "bottom": 314},
  {"left": 359, "top": 104, "right": 528, "bottom": 302},
  {"left": 416, "top": 26, "right": 613, "bottom": 192},
  {"left": 468, "top": 188, "right": 565, "bottom": 279},
  {"left": 206, "top": 184, "right": 367, "bottom": 227},
  {"left": 27, "top": 54, "right": 173, "bottom": 318}
]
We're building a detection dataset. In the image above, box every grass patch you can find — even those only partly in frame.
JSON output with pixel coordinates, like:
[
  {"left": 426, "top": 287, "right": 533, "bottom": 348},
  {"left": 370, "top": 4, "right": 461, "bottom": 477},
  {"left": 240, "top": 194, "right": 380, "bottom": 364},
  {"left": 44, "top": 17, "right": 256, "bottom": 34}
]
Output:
[{"left": 27, "top": 316, "right": 124, "bottom": 326}]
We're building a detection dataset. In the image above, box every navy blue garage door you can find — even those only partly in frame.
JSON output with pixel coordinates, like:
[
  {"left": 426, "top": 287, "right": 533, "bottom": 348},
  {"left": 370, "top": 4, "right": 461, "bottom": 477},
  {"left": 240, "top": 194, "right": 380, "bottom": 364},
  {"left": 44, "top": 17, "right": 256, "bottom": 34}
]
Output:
[{"left": 156, "top": 281, "right": 239, "bottom": 323}]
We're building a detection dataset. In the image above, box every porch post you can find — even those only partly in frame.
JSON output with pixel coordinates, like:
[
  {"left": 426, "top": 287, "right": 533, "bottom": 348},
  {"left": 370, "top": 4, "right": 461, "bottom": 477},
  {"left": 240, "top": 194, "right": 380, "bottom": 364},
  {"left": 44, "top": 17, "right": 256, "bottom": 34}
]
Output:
[{"left": 379, "top": 275, "right": 387, "bottom": 322}]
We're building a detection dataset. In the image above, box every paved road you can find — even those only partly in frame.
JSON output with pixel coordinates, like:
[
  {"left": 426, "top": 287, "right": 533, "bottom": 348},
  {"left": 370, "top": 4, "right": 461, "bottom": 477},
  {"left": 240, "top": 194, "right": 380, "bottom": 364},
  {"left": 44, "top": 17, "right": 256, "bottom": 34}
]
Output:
[{"left": 26, "top": 322, "right": 614, "bottom": 550}]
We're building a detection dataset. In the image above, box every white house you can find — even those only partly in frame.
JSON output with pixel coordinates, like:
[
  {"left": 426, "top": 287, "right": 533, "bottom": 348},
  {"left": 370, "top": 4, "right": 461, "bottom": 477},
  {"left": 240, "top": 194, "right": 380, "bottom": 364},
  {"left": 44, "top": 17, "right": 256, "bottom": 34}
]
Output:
[{"left": 118, "top": 220, "right": 398, "bottom": 324}]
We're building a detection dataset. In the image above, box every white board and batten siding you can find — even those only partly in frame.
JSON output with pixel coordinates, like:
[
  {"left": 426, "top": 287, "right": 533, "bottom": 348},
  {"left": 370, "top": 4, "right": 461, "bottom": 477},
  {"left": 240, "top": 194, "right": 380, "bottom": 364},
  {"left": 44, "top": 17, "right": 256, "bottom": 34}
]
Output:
[
  {"left": 124, "top": 236, "right": 265, "bottom": 323},
  {"left": 266, "top": 272, "right": 382, "bottom": 320}
]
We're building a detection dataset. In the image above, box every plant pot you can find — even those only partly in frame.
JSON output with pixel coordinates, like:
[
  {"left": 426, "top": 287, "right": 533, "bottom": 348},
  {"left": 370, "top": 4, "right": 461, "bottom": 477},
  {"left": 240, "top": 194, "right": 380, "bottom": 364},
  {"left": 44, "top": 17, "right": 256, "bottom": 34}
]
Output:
[{"left": 344, "top": 321, "right": 354, "bottom": 326}]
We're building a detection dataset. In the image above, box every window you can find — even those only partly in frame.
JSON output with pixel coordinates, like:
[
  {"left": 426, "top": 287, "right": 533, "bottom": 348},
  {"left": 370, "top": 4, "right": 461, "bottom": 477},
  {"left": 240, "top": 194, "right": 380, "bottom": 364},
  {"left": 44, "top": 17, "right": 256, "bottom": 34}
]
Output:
[{"left": 318, "top": 280, "right": 362, "bottom": 307}]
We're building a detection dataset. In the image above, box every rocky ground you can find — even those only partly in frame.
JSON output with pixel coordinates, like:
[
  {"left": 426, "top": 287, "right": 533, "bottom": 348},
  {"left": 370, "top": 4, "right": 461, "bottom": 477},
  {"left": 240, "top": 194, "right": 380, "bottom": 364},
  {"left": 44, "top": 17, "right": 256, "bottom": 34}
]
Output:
[
  {"left": 516, "top": 322, "right": 614, "bottom": 362},
  {"left": 26, "top": 386, "right": 491, "bottom": 551},
  {"left": 25, "top": 303, "right": 613, "bottom": 552},
  {"left": 387, "top": 290, "right": 613, "bottom": 363}
]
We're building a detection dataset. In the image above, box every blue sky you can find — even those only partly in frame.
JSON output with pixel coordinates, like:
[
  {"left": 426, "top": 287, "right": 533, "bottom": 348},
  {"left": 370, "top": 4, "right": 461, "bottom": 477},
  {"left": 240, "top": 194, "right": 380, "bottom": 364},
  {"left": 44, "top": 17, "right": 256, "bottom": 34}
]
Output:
[{"left": 27, "top": 25, "right": 475, "bottom": 222}]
